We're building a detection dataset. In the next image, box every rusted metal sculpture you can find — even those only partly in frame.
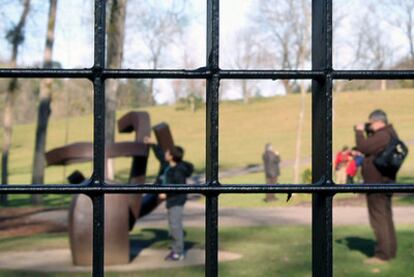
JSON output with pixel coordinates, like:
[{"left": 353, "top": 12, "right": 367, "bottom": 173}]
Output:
[
  {"left": 153, "top": 122, "right": 175, "bottom": 152},
  {"left": 45, "top": 112, "right": 172, "bottom": 266}
]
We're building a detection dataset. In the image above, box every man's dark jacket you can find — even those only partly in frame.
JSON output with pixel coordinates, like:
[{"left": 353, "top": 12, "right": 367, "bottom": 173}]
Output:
[
  {"left": 355, "top": 124, "right": 398, "bottom": 183},
  {"left": 262, "top": 150, "right": 281, "bottom": 178},
  {"left": 152, "top": 145, "right": 194, "bottom": 208}
]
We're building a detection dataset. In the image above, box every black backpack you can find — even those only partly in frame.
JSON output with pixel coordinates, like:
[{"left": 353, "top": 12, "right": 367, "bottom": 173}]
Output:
[{"left": 374, "top": 135, "right": 408, "bottom": 178}]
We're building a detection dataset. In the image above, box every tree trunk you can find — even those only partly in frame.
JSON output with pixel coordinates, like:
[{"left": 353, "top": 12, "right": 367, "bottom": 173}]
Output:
[
  {"left": 1, "top": 0, "right": 31, "bottom": 206},
  {"left": 148, "top": 52, "right": 158, "bottom": 106},
  {"left": 1, "top": 81, "right": 17, "bottom": 205},
  {"left": 105, "top": 79, "right": 118, "bottom": 180},
  {"left": 282, "top": 80, "right": 292, "bottom": 94},
  {"left": 334, "top": 81, "right": 344, "bottom": 93},
  {"left": 190, "top": 94, "right": 196, "bottom": 112},
  {"left": 31, "top": 0, "right": 57, "bottom": 205},
  {"left": 408, "top": 13, "right": 414, "bottom": 62},
  {"left": 32, "top": 93, "right": 52, "bottom": 184},
  {"left": 106, "top": 0, "right": 127, "bottom": 180},
  {"left": 242, "top": 79, "right": 249, "bottom": 104},
  {"left": 148, "top": 79, "right": 156, "bottom": 105},
  {"left": 2, "top": 86, "right": 14, "bottom": 186},
  {"left": 293, "top": 84, "right": 307, "bottom": 184},
  {"left": 380, "top": 79, "right": 387, "bottom": 91}
]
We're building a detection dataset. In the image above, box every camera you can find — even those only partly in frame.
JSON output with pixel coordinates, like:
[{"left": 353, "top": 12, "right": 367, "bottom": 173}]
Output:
[{"left": 364, "top": 122, "right": 374, "bottom": 136}]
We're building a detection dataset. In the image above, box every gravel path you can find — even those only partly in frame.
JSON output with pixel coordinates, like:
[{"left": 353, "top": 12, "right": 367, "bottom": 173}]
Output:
[
  {"left": 135, "top": 200, "right": 414, "bottom": 229},
  {"left": 26, "top": 200, "right": 414, "bottom": 229}
]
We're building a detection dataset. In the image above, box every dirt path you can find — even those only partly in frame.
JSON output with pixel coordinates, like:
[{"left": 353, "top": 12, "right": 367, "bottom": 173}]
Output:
[
  {"left": 1, "top": 198, "right": 414, "bottom": 238},
  {"left": 136, "top": 200, "right": 414, "bottom": 229}
]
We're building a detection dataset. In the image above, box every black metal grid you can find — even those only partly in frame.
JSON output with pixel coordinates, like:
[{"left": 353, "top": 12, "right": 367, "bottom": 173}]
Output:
[{"left": 1, "top": 0, "right": 414, "bottom": 276}]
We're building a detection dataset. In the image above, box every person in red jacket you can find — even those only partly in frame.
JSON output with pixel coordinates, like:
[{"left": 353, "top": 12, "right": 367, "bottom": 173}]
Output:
[
  {"left": 346, "top": 156, "right": 357, "bottom": 184},
  {"left": 334, "top": 146, "right": 350, "bottom": 184},
  {"left": 346, "top": 147, "right": 364, "bottom": 184}
]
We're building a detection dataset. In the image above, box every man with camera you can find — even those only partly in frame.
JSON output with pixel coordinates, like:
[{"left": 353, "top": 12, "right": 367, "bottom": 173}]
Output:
[{"left": 355, "top": 109, "right": 398, "bottom": 264}]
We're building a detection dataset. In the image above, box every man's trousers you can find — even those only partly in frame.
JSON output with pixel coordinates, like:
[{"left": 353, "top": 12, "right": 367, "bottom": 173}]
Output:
[{"left": 366, "top": 193, "right": 397, "bottom": 260}]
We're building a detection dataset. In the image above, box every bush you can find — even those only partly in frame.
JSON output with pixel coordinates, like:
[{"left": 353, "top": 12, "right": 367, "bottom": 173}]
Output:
[{"left": 302, "top": 168, "right": 312, "bottom": 184}]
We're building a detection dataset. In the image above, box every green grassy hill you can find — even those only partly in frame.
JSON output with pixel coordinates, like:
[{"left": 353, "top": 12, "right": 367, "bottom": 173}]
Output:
[{"left": 2, "top": 88, "right": 414, "bottom": 186}]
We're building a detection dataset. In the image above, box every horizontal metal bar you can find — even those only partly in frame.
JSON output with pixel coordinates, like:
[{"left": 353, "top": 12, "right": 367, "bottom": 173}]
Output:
[
  {"left": 0, "top": 68, "right": 93, "bottom": 78},
  {"left": 0, "top": 68, "right": 324, "bottom": 80},
  {"left": 0, "top": 68, "right": 211, "bottom": 79},
  {"left": 1, "top": 68, "right": 414, "bottom": 80},
  {"left": 220, "top": 70, "right": 325, "bottom": 79},
  {"left": 1, "top": 184, "right": 414, "bottom": 194},
  {"left": 103, "top": 69, "right": 211, "bottom": 79},
  {"left": 333, "top": 70, "right": 414, "bottom": 80}
]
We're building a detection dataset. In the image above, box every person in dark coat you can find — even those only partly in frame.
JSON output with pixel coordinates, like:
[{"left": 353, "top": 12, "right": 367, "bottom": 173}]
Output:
[
  {"left": 355, "top": 109, "right": 398, "bottom": 264},
  {"left": 144, "top": 137, "right": 194, "bottom": 261},
  {"left": 262, "top": 143, "right": 281, "bottom": 202}
]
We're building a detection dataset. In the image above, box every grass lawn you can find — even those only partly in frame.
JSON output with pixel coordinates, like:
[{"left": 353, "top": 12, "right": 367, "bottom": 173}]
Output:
[
  {"left": 2, "top": 88, "right": 414, "bottom": 208},
  {"left": 0, "top": 225, "right": 413, "bottom": 276}
]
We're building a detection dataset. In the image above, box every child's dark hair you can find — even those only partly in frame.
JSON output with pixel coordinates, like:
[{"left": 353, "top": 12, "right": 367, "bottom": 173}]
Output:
[{"left": 171, "top": 146, "right": 184, "bottom": 162}]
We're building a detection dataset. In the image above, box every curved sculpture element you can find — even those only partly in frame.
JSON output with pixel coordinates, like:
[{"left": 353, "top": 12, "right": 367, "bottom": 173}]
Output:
[
  {"left": 45, "top": 111, "right": 160, "bottom": 266},
  {"left": 45, "top": 142, "right": 148, "bottom": 166},
  {"left": 66, "top": 171, "right": 159, "bottom": 266},
  {"left": 118, "top": 112, "right": 151, "bottom": 223},
  {"left": 68, "top": 193, "right": 130, "bottom": 266},
  {"left": 118, "top": 111, "right": 151, "bottom": 143},
  {"left": 46, "top": 142, "right": 93, "bottom": 165},
  {"left": 152, "top": 122, "right": 175, "bottom": 153},
  {"left": 47, "top": 140, "right": 141, "bottom": 265}
]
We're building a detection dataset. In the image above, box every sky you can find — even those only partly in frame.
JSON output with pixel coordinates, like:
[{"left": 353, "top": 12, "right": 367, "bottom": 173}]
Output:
[
  {"left": 0, "top": 0, "right": 94, "bottom": 68},
  {"left": 0, "top": 0, "right": 410, "bottom": 103},
  {"left": 0, "top": 0, "right": 252, "bottom": 69}
]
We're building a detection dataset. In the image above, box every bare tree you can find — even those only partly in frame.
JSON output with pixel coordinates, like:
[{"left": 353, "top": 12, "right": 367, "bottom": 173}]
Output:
[
  {"left": 252, "top": 0, "right": 311, "bottom": 183},
  {"left": 252, "top": 0, "right": 311, "bottom": 93},
  {"left": 231, "top": 28, "right": 265, "bottom": 104},
  {"left": 353, "top": 5, "right": 393, "bottom": 90},
  {"left": 172, "top": 34, "right": 205, "bottom": 112},
  {"left": 172, "top": 78, "right": 205, "bottom": 112},
  {"left": 105, "top": 0, "right": 127, "bottom": 179},
  {"left": 31, "top": 0, "right": 57, "bottom": 205},
  {"left": 1, "top": 0, "right": 31, "bottom": 205},
  {"left": 381, "top": 0, "right": 414, "bottom": 62},
  {"left": 126, "top": 0, "right": 188, "bottom": 103}
]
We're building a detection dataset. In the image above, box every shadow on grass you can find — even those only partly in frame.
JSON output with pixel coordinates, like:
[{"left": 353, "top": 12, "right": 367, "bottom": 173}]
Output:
[
  {"left": 129, "top": 228, "right": 196, "bottom": 261},
  {"left": 336, "top": 236, "right": 375, "bottom": 257},
  {"left": 4, "top": 194, "right": 72, "bottom": 208}
]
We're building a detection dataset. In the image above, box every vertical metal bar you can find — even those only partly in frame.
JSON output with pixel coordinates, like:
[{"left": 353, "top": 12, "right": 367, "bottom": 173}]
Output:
[
  {"left": 93, "top": 0, "right": 107, "bottom": 182},
  {"left": 92, "top": 0, "right": 106, "bottom": 276},
  {"left": 93, "top": 75, "right": 106, "bottom": 183},
  {"left": 312, "top": 0, "right": 333, "bottom": 276},
  {"left": 206, "top": 0, "right": 220, "bottom": 276},
  {"left": 205, "top": 195, "right": 219, "bottom": 277},
  {"left": 92, "top": 195, "right": 105, "bottom": 276}
]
